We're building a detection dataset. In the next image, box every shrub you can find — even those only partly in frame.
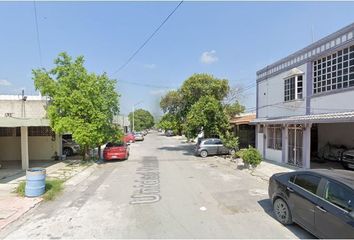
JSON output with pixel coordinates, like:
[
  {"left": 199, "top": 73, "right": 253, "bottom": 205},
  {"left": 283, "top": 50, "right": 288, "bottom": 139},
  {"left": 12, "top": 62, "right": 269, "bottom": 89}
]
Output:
[
  {"left": 234, "top": 149, "right": 246, "bottom": 158},
  {"left": 221, "top": 131, "right": 239, "bottom": 151},
  {"left": 242, "top": 147, "right": 262, "bottom": 168}
]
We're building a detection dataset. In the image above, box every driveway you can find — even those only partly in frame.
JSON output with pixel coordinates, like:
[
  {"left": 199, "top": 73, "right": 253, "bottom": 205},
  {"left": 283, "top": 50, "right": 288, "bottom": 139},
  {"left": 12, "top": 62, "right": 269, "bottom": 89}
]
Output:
[{"left": 0, "top": 132, "right": 313, "bottom": 239}]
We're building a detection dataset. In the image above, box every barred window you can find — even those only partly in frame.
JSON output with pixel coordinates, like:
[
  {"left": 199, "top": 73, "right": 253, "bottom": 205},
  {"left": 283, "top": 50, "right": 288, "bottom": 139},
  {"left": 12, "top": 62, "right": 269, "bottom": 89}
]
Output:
[
  {"left": 284, "top": 75, "right": 303, "bottom": 101},
  {"left": 28, "top": 127, "right": 53, "bottom": 136},
  {"left": 313, "top": 45, "right": 354, "bottom": 94},
  {"left": 267, "top": 125, "right": 282, "bottom": 150},
  {"left": 0, "top": 127, "right": 20, "bottom": 137}
]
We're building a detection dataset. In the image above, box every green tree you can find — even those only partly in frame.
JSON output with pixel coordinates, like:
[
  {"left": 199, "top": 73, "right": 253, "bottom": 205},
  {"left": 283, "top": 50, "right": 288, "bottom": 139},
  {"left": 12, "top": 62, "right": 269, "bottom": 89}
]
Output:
[
  {"left": 180, "top": 73, "right": 229, "bottom": 115},
  {"left": 224, "top": 101, "right": 245, "bottom": 118},
  {"left": 128, "top": 109, "right": 154, "bottom": 132},
  {"left": 33, "top": 52, "right": 120, "bottom": 160},
  {"left": 157, "top": 113, "right": 179, "bottom": 132},
  {"left": 184, "top": 96, "right": 229, "bottom": 139}
]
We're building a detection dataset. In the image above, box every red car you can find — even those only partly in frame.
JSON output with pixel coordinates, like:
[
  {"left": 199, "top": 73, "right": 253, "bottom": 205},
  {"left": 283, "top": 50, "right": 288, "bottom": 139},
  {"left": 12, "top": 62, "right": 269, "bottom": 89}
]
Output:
[
  {"left": 123, "top": 133, "right": 135, "bottom": 143},
  {"left": 103, "top": 142, "right": 130, "bottom": 161}
]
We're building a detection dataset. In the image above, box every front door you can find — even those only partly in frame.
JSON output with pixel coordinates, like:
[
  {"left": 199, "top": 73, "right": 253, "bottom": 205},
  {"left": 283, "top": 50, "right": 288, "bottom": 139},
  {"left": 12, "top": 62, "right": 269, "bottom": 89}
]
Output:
[{"left": 288, "top": 125, "right": 303, "bottom": 167}]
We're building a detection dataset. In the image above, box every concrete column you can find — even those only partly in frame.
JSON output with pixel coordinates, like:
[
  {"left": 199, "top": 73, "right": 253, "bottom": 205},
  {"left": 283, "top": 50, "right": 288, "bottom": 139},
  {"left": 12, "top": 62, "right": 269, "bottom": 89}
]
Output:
[
  {"left": 20, "top": 126, "right": 29, "bottom": 170},
  {"left": 56, "top": 134, "right": 62, "bottom": 157},
  {"left": 302, "top": 123, "right": 312, "bottom": 169},
  {"left": 255, "top": 124, "right": 259, "bottom": 149},
  {"left": 282, "top": 125, "right": 289, "bottom": 164}
]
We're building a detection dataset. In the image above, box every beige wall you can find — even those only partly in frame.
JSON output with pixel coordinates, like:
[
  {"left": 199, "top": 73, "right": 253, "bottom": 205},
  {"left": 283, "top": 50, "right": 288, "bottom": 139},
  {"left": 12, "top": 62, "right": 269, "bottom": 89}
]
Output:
[
  {"left": 0, "top": 136, "right": 59, "bottom": 161},
  {"left": 0, "top": 99, "right": 47, "bottom": 118},
  {"left": 0, "top": 137, "right": 21, "bottom": 161},
  {"left": 318, "top": 123, "right": 354, "bottom": 149}
]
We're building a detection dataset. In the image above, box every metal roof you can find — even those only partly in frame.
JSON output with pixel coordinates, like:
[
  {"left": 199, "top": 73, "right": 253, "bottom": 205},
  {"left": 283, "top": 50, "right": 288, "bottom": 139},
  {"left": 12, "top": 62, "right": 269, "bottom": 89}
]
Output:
[
  {"left": 252, "top": 111, "right": 354, "bottom": 124},
  {"left": 0, "top": 117, "right": 50, "bottom": 127}
]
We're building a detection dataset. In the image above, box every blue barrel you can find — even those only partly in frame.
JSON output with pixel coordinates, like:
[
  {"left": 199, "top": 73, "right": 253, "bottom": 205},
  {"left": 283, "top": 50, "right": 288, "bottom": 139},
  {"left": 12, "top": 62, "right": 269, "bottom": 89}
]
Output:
[{"left": 25, "top": 168, "right": 46, "bottom": 197}]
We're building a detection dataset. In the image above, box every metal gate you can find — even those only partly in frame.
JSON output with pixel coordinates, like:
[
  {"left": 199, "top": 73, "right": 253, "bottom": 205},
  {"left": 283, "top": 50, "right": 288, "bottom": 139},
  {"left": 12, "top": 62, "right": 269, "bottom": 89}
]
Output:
[{"left": 288, "top": 124, "right": 303, "bottom": 167}]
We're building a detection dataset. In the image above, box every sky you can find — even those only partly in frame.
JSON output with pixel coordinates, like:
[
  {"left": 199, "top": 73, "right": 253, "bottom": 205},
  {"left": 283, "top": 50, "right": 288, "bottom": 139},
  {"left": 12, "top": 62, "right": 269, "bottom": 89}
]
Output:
[{"left": 1, "top": 1, "right": 354, "bottom": 117}]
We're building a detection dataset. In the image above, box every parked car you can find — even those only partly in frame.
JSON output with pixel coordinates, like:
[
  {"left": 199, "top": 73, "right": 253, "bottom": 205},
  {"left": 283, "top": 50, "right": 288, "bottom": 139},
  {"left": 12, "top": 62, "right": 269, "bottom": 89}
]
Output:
[
  {"left": 103, "top": 142, "right": 129, "bottom": 161},
  {"left": 342, "top": 150, "right": 354, "bottom": 170},
  {"left": 134, "top": 132, "right": 144, "bottom": 141},
  {"left": 195, "top": 138, "right": 235, "bottom": 158},
  {"left": 165, "top": 130, "right": 175, "bottom": 137},
  {"left": 123, "top": 133, "right": 135, "bottom": 143},
  {"left": 62, "top": 139, "right": 80, "bottom": 156},
  {"left": 268, "top": 169, "right": 354, "bottom": 239},
  {"left": 142, "top": 130, "right": 148, "bottom": 136}
]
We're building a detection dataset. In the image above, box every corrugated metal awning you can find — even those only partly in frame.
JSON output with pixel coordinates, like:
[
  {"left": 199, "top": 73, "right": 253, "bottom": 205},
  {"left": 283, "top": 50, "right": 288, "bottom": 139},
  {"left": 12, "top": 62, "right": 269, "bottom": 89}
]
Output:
[
  {"left": 252, "top": 111, "right": 354, "bottom": 124},
  {"left": 0, "top": 117, "right": 50, "bottom": 127}
]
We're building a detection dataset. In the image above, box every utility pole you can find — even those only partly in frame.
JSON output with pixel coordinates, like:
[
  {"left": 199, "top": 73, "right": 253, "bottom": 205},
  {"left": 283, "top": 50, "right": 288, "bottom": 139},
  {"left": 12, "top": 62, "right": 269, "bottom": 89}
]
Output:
[{"left": 132, "top": 100, "right": 143, "bottom": 132}]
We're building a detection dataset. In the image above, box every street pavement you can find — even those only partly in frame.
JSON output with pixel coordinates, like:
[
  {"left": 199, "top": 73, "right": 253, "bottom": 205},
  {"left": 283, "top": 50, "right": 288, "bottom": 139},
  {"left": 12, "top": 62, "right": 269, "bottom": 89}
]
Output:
[{"left": 0, "top": 132, "right": 313, "bottom": 239}]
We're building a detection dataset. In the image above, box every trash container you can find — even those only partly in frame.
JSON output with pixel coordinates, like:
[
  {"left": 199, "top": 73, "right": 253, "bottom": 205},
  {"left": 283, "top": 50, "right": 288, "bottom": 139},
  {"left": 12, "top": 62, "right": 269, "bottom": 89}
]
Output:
[{"left": 25, "top": 168, "right": 46, "bottom": 197}]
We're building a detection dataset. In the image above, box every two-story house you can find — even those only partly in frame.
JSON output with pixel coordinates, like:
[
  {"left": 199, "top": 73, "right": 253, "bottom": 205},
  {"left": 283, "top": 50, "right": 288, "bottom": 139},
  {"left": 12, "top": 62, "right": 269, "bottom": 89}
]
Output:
[{"left": 254, "top": 22, "right": 354, "bottom": 169}]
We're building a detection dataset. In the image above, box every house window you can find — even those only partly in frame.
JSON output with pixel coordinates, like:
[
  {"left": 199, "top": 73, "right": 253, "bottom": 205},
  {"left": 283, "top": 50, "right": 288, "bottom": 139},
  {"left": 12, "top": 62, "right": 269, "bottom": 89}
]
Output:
[
  {"left": 313, "top": 44, "right": 354, "bottom": 94},
  {"left": 267, "top": 125, "right": 282, "bottom": 150},
  {"left": 284, "top": 75, "right": 303, "bottom": 101},
  {"left": 28, "top": 127, "right": 53, "bottom": 136},
  {"left": 0, "top": 127, "right": 20, "bottom": 137}
]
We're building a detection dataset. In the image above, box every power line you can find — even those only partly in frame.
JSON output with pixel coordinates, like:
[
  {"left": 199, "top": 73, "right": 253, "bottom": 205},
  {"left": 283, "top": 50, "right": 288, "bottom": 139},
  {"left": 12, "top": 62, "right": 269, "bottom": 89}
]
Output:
[
  {"left": 111, "top": 0, "right": 184, "bottom": 75},
  {"left": 33, "top": 1, "right": 43, "bottom": 67},
  {"left": 118, "top": 79, "right": 174, "bottom": 89}
]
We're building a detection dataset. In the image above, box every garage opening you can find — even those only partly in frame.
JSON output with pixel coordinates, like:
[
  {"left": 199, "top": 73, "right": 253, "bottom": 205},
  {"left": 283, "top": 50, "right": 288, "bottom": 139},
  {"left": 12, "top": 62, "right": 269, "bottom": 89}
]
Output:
[{"left": 310, "top": 123, "right": 354, "bottom": 169}]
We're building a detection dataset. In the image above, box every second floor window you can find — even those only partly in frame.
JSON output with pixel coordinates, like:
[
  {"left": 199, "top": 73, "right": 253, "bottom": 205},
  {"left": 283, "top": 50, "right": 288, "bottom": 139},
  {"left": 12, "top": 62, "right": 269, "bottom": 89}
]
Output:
[{"left": 284, "top": 75, "right": 303, "bottom": 102}]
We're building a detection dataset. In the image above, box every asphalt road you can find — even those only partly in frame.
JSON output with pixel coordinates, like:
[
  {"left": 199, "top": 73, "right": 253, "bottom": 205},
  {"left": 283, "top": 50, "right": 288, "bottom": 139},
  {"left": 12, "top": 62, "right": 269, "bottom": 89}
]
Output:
[{"left": 1, "top": 132, "right": 313, "bottom": 239}]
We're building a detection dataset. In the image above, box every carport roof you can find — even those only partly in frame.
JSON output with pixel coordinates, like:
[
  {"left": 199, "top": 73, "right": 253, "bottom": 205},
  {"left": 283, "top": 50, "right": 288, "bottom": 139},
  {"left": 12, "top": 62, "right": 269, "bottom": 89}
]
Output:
[
  {"left": 0, "top": 117, "right": 50, "bottom": 127},
  {"left": 252, "top": 111, "right": 354, "bottom": 124}
]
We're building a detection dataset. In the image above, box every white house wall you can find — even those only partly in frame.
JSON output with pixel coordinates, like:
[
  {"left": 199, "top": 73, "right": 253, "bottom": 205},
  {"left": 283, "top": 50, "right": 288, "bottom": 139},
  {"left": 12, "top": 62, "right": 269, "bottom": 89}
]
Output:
[
  {"left": 311, "top": 90, "right": 354, "bottom": 114},
  {"left": 265, "top": 148, "right": 282, "bottom": 163},
  {"left": 257, "top": 63, "right": 307, "bottom": 118}
]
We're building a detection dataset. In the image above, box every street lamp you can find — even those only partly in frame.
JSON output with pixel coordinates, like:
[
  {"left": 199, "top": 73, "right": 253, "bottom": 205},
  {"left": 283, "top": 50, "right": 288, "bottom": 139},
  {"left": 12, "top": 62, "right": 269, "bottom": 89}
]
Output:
[{"left": 132, "top": 100, "right": 143, "bottom": 132}]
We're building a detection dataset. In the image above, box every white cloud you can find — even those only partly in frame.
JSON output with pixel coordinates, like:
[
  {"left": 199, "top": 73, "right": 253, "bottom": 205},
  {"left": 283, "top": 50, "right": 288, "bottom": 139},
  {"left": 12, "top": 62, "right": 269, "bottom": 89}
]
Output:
[
  {"left": 0, "top": 79, "right": 11, "bottom": 86},
  {"left": 144, "top": 64, "right": 156, "bottom": 69},
  {"left": 200, "top": 50, "right": 219, "bottom": 64}
]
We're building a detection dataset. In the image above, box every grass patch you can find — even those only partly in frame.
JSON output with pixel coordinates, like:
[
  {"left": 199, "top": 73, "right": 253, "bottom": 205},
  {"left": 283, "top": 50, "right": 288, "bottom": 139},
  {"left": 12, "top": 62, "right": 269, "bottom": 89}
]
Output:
[
  {"left": 15, "top": 181, "right": 26, "bottom": 197},
  {"left": 15, "top": 179, "right": 64, "bottom": 201}
]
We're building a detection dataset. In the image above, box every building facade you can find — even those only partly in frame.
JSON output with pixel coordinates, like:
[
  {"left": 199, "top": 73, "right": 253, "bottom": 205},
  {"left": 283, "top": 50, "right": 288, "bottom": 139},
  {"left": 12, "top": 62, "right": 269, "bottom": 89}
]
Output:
[
  {"left": 0, "top": 95, "right": 62, "bottom": 170},
  {"left": 254, "top": 22, "right": 354, "bottom": 169}
]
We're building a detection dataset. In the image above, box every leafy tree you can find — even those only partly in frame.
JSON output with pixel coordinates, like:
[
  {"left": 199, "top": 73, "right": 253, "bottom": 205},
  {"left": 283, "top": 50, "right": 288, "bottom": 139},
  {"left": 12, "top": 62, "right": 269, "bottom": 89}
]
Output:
[
  {"left": 160, "top": 90, "right": 182, "bottom": 114},
  {"left": 157, "top": 113, "right": 179, "bottom": 132},
  {"left": 184, "top": 96, "right": 229, "bottom": 139},
  {"left": 180, "top": 73, "right": 229, "bottom": 115},
  {"left": 128, "top": 109, "right": 154, "bottom": 132},
  {"left": 224, "top": 101, "right": 245, "bottom": 118},
  {"left": 33, "top": 52, "right": 120, "bottom": 160}
]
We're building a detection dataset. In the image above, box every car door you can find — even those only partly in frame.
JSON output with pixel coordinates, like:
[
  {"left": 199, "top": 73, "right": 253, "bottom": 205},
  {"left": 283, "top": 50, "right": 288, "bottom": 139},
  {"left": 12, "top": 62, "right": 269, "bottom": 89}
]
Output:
[
  {"left": 287, "top": 174, "right": 321, "bottom": 234},
  {"left": 214, "top": 139, "right": 227, "bottom": 155},
  {"left": 204, "top": 139, "right": 217, "bottom": 155},
  {"left": 315, "top": 179, "right": 354, "bottom": 239}
]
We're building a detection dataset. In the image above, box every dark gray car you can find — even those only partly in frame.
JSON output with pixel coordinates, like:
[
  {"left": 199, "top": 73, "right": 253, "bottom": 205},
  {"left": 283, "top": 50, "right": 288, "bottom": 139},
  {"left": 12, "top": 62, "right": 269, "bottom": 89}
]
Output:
[
  {"left": 195, "top": 138, "right": 235, "bottom": 158},
  {"left": 268, "top": 169, "right": 354, "bottom": 238}
]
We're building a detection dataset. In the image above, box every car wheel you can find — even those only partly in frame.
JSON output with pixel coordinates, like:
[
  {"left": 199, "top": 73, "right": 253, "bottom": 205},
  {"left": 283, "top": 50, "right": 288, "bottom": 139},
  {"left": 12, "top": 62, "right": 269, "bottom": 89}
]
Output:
[
  {"left": 229, "top": 149, "right": 236, "bottom": 155},
  {"left": 63, "top": 147, "right": 73, "bottom": 156},
  {"left": 200, "top": 150, "right": 208, "bottom": 158},
  {"left": 273, "top": 198, "right": 293, "bottom": 225}
]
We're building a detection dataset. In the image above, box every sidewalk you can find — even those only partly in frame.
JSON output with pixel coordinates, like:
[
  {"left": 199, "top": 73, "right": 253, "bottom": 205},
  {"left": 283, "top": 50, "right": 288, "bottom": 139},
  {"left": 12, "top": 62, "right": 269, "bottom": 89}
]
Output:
[{"left": 0, "top": 160, "right": 97, "bottom": 231}]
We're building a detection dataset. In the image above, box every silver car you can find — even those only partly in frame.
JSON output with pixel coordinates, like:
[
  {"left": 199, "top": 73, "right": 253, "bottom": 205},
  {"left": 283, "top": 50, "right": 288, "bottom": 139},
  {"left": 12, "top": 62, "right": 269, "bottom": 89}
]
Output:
[
  {"left": 195, "top": 138, "right": 235, "bottom": 158},
  {"left": 134, "top": 132, "right": 144, "bottom": 141},
  {"left": 62, "top": 139, "right": 80, "bottom": 156}
]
